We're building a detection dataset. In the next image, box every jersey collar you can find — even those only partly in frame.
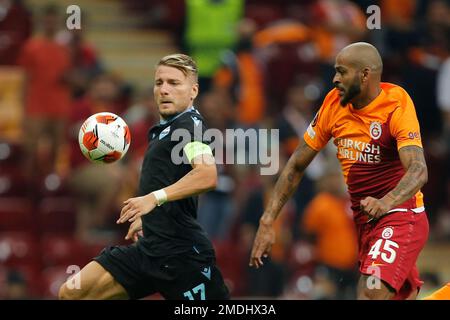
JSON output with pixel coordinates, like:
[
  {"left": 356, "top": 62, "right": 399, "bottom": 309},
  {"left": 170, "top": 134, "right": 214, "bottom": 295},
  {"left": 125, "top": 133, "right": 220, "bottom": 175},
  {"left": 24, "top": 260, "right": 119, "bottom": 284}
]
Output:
[
  {"left": 349, "top": 88, "right": 386, "bottom": 114},
  {"left": 148, "top": 106, "right": 197, "bottom": 140},
  {"left": 159, "top": 106, "right": 195, "bottom": 126}
]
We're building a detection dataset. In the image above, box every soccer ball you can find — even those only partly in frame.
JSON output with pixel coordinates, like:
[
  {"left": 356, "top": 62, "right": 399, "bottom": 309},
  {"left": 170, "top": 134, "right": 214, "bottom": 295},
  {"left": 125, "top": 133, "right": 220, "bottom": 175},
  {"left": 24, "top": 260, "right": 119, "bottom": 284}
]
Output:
[{"left": 78, "top": 112, "right": 131, "bottom": 164}]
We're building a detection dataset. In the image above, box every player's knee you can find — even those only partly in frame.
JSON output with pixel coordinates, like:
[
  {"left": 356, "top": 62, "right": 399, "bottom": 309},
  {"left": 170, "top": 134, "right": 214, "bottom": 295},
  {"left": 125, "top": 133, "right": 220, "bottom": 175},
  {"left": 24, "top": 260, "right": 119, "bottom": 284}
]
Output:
[
  {"left": 58, "top": 283, "right": 68, "bottom": 300},
  {"left": 359, "top": 287, "right": 379, "bottom": 300},
  {"left": 358, "top": 284, "right": 395, "bottom": 300},
  {"left": 58, "top": 282, "right": 84, "bottom": 300}
]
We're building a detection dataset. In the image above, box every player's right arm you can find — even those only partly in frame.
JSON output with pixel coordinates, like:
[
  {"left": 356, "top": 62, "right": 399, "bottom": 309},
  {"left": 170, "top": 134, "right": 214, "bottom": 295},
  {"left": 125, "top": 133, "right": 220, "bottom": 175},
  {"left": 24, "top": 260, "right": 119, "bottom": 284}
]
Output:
[
  {"left": 249, "top": 139, "right": 318, "bottom": 268},
  {"left": 249, "top": 91, "right": 334, "bottom": 268}
]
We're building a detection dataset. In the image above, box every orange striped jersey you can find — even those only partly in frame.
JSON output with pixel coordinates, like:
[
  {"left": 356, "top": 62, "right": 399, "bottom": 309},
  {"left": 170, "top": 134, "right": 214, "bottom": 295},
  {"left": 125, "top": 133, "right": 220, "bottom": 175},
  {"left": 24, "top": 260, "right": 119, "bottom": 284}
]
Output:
[{"left": 304, "top": 82, "right": 424, "bottom": 224}]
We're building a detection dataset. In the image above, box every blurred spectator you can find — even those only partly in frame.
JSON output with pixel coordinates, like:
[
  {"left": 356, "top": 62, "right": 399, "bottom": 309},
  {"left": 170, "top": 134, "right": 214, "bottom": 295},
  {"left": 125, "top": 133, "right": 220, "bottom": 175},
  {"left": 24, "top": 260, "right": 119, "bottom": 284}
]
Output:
[
  {"left": 120, "top": 89, "right": 159, "bottom": 219},
  {"left": 277, "top": 77, "right": 325, "bottom": 166},
  {"left": 124, "top": 0, "right": 185, "bottom": 36},
  {"left": 0, "top": 0, "right": 31, "bottom": 65},
  {"left": 56, "top": 28, "right": 104, "bottom": 98},
  {"left": 183, "top": 0, "right": 244, "bottom": 91},
  {"left": 276, "top": 78, "right": 339, "bottom": 237},
  {"left": 123, "top": 88, "right": 159, "bottom": 160},
  {"left": 66, "top": 74, "right": 124, "bottom": 242},
  {"left": 310, "top": 0, "right": 367, "bottom": 92},
  {"left": 252, "top": 19, "right": 317, "bottom": 109},
  {"left": 214, "top": 18, "right": 266, "bottom": 127},
  {"left": 380, "top": 0, "right": 418, "bottom": 57},
  {"left": 0, "top": 66, "right": 26, "bottom": 142},
  {"left": 436, "top": 47, "right": 450, "bottom": 233},
  {"left": 301, "top": 170, "right": 358, "bottom": 299},
  {"left": 399, "top": 2, "right": 450, "bottom": 229},
  {"left": 239, "top": 172, "right": 295, "bottom": 297},
  {"left": 311, "top": 0, "right": 367, "bottom": 63},
  {"left": 252, "top": 18, "right": 311, "bottom": 48},
  {"left": 17, "top": 3, "right": 71, "bottom": 182},
  {"left": 196, "top": 91, "right": 237, "bottom": 240},
  {"left": 4, "top": 269, "right": 30, "bottom": 299},
  {"left": 413, "top": 0, "right": 449, "bottom": 54},
  {"left": 403, "top": 0, "right": 450, "bottom": 139},
  {"left": 437, "top": 45, "right": 450, "bottom": 150}
]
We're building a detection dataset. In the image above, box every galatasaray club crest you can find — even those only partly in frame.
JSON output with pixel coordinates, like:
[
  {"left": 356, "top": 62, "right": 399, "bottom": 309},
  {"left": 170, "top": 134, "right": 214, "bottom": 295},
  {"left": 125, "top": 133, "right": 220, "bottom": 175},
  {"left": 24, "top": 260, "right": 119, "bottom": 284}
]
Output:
[
  {"left": 382, "top": 227, "right": 394, "bottom": 239},
  {"left": 370, "top": 121, "right": 382, "bottom": 140}
]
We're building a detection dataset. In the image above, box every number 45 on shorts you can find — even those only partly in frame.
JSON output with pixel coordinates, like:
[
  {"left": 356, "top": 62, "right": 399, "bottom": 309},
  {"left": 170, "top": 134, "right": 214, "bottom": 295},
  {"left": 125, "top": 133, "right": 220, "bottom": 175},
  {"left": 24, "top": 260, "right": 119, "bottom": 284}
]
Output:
[{"left": 368, "top": 239, "right": 400, "bottom": 264}]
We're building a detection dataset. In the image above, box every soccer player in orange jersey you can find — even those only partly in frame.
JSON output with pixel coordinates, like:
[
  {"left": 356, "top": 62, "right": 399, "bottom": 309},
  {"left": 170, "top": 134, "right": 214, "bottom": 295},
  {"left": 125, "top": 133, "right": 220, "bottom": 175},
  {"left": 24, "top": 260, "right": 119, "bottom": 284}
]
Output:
[{"left": 250, "top": 42, "right": 429, "bottom": 300}]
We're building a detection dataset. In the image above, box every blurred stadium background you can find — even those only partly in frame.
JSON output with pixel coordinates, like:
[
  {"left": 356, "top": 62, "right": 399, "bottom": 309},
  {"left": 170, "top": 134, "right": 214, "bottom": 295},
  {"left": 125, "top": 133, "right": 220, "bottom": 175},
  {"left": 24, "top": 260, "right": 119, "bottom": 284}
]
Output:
[{"left": 0, "top": 0, "right": 449, "bottom": 299}]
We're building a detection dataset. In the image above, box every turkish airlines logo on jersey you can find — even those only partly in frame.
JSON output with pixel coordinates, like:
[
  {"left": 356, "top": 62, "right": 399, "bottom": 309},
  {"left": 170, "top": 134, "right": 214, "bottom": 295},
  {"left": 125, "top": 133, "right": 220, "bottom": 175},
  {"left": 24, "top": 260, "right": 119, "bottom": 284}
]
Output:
[{"left": 369, "top": 121, "right": 382, "bottom": 140}]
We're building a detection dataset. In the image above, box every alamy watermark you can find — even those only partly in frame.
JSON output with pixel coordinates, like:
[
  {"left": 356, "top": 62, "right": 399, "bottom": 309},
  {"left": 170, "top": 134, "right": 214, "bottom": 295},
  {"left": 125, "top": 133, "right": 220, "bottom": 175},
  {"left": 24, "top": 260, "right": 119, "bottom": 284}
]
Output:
[
  {"left": 366, "top": 265, "right": 382, "bottom": 290},
  {"left": 169, "top": 125, "right": 280, "bottom": 175},
  {"left": 66, "top": 5, "right": 81, "bottom": 30},
  {"left": 65, "top": 265, "right": 81, "bottom": 290},
  {"left": 366, "top": 5, "right": 381, "bottom": 30}
]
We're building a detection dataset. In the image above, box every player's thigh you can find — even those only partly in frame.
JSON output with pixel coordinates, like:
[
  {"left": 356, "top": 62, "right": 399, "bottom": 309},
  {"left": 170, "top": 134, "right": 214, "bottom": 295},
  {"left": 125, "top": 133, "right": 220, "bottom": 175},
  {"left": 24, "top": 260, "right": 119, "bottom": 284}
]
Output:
[
  {"left": 359, "top": 213, "right": 429, "bottom": 298},
  {"left": 357, "top": 274, "right": 395, "bottom": 300},
  {"left": 59, "top": 261, "right": 128, "bottom": 300}
]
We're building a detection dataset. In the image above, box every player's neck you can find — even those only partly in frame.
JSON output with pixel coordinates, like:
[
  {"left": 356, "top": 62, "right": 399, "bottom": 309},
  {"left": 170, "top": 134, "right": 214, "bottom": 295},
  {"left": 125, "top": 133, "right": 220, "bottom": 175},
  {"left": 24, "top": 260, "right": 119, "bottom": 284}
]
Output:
[
  {"left": 159, "top": 106, "right": 193, "bottom": 124},
  {"left": 351, "top": 86, "right": 381, "bottom": 110}
]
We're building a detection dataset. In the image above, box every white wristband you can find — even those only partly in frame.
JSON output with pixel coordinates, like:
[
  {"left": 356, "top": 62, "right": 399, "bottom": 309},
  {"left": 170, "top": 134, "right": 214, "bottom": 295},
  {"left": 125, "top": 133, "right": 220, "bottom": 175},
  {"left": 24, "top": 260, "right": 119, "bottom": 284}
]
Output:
[{"left": 152, "top": 189, "right": 167, "bottom": 206}]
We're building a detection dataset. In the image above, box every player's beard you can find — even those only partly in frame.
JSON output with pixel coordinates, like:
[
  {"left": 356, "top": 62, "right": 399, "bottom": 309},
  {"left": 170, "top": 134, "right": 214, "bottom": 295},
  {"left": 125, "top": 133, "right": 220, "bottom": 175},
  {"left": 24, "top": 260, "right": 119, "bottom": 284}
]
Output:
[
  {"left": 340, "top": 78, "right": 361, "bottom": 106},
  {"left": 158, "top": 105, "right": 182, "bottom": 121}
]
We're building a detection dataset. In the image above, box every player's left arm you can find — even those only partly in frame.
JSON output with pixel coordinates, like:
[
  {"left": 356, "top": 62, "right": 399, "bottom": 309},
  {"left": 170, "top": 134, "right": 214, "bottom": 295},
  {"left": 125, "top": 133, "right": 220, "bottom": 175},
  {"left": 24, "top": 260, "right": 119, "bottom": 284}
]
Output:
[
  {"left": 153, "top": 152, "right": 217, "bottom": 204},
  {"left": 117, "top": 142, "right": 216, "bottom": 224},
  {"left": 361, "top": 145, "right": 428, "bottom": 220}
]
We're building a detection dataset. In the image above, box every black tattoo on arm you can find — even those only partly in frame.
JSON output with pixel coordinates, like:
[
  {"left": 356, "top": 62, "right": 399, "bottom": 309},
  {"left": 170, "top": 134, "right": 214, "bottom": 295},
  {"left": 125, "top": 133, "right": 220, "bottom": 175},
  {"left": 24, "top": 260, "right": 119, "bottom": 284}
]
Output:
[
  {"left": 383, "top": 145, "right": 428, "bottom": 208},
  {"left": 262, "top": 139, "right": 318, "bottom": 223}
]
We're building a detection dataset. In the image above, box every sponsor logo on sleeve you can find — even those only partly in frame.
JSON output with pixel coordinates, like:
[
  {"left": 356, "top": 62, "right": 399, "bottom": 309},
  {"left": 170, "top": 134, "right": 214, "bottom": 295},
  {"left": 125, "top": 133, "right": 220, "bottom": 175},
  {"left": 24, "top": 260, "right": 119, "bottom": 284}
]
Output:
[
  {"left": 307, "top": 124, "right": 316, "bottom": 139},
  {"left": 408, "top": 131, "right": 420, "bottom": 139},
  {"left": 311, "top": 112, "right": 319, "bottom": 127}
]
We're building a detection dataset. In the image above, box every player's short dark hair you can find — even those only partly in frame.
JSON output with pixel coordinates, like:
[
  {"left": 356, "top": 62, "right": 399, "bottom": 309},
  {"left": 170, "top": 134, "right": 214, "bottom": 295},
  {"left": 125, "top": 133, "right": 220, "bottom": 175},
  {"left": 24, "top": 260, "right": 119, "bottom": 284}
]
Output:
[{"left": 157, "top": 54, "right": 198, "bottom": 83}]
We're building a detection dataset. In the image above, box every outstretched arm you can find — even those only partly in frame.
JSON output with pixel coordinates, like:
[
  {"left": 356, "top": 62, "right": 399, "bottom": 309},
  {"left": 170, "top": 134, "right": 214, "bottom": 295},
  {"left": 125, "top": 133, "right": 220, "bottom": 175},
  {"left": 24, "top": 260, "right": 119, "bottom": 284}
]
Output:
[
  {"left": 249, "top": 139, "right": 318, "bottom": 268},
  {"left": 360, "top": 145, "right": 428, "bottom": 220},
  {"left": 159, "top": 154, "right": 217, "bottom": 201},
  {"left": 117, "top": 153, "right": 216, "bottom": 224}
]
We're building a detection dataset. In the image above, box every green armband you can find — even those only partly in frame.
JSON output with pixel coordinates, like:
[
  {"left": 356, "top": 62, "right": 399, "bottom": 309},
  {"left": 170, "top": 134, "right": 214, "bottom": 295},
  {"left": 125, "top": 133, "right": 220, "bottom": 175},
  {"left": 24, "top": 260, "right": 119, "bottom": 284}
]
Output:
[{"left": 183, "top": 141, "right": 213, "bottom": 163}]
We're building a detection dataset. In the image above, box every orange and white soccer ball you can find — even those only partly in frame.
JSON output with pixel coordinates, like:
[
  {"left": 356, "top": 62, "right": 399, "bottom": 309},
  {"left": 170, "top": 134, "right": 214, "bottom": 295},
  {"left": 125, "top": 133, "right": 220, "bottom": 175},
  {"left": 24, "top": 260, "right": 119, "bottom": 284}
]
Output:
[{"left": 78, "top": 112, "right": 131, "bottom": 163}]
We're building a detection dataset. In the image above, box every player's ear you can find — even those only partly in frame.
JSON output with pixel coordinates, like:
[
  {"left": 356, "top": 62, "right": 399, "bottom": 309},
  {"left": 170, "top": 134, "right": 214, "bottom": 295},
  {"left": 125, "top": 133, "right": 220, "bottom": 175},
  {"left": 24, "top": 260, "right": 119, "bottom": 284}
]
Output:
[
  {"left": 191, "top": 83, "right": 199, "bottom": 101},
  {"left": 361, "top": 67, "right": 370, "bottom": 82}
]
